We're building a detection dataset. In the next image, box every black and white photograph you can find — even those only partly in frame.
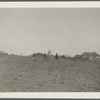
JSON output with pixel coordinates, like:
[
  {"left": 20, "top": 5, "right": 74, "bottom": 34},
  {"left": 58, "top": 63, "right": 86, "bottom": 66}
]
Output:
[{"left": 0, "top": 4, "right": 100, "bottom": 92}]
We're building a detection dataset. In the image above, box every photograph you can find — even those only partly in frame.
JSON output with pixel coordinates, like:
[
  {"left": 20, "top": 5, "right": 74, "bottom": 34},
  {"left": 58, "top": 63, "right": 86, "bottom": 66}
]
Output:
[{"left": 0, "top": 5, "right": 100, "bottom": 92}]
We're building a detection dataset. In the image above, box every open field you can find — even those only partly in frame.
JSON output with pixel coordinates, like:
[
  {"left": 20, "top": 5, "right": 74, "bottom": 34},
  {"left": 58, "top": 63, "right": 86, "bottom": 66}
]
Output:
[{"left": 0, "top": 54, "right": 100, "bottom": 92}]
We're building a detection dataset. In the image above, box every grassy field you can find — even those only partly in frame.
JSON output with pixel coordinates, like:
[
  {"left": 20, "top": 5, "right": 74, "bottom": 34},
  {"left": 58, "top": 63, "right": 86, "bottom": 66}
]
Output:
[{"left": 0, "top": 54, "right": 100, "bottom": 92}]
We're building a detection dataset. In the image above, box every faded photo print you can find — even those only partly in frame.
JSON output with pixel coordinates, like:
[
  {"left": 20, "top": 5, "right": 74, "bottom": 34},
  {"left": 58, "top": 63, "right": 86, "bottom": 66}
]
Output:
[{"left": 0, "top": 8, "right": 100, "bottom": 92}]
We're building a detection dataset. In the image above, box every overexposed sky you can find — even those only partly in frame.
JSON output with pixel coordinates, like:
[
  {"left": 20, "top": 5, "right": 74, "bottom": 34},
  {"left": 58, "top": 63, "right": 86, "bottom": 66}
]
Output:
[{"left": 0, "top": 8, "right": 100, "bottom": 56}]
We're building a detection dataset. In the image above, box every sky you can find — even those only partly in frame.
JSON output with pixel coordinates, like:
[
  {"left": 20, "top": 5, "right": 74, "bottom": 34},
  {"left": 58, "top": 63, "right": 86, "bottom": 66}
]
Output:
[{"left": 0, "top": 8, "right": 100, "bottom": 56}]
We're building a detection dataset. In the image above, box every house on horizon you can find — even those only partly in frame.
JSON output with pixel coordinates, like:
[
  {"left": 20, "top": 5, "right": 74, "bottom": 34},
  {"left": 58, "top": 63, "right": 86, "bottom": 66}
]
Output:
[{"left": 81, "top": 52, "right": 100, "bottom": 60}]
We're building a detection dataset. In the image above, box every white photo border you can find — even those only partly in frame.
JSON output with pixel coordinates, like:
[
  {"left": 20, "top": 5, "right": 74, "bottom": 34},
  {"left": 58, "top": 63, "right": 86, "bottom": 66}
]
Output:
[{"left": 0, "top": 2, "right": 100, "bottom": 98}]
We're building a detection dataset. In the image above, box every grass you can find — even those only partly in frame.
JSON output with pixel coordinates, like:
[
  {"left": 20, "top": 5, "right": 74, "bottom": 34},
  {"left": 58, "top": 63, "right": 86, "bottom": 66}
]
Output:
[{"left": 0, "top": 54, "right": 100, "bottom": 92}]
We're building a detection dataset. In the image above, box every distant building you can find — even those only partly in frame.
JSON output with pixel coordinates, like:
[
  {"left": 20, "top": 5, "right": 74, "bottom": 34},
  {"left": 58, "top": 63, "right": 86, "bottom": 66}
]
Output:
[
  {"left": 81, "top": 52, "right": 100, "bottom": 60},
  {"left": 74, "top": 54, "right": 83, "bottom": 59},
  {"left": 47, "top": 50, "right": 51, "bottom": 56}
]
